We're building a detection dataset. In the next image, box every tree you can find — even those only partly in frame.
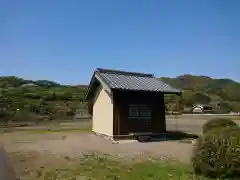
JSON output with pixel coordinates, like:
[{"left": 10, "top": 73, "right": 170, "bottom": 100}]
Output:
[
  {"left": 194, "top": 93, "right": 211, "bottom": 104},
  {"left": 182, "top": 91, "right": 196, "bottom": 106}
]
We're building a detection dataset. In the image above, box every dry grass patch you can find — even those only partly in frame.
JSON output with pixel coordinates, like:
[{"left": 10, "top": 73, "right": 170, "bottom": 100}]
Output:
[
  {"left": 1, "top": 127, "right": 91, "bottom": 134},
  {"left": 8, "top": 151, "right": 79, "bottom": 180},
  {"left": 27, "top": 127, "right": 91, "bottom": 134}
]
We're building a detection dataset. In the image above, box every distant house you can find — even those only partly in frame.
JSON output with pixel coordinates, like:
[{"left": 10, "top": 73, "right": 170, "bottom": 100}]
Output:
[
  {"left": 192, "top": 104, "right": 213, "bottom": 114},
  {"left": 85, "top": 68, "right": 181, "bottom": 140}
]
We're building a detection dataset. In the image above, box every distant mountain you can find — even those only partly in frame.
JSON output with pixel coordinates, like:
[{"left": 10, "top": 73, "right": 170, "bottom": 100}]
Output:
[
  {"left": 34, "top": 80, "right": 61, "bottom": 87},
  {"left": 161, "top": 74, "right": 240, "bottom": 91}
]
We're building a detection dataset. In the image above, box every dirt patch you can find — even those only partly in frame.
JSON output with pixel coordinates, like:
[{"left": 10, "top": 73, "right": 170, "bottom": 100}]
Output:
[{"left": 4, "top": 132, "right": 193, "bottom": 163}]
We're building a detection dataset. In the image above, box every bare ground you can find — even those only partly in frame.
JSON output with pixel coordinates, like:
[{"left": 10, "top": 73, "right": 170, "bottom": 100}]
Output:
[{"left": 3, "top": 131, "right": 193, "bottom": 163}]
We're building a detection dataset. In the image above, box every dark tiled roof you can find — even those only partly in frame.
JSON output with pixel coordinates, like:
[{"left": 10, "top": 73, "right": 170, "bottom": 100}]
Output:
[
  {"left": 193, "top": 104, "right": 213, "bottom": 107},
  {"left": 95, "top": 68, "right": 181, "bottom": 93}
]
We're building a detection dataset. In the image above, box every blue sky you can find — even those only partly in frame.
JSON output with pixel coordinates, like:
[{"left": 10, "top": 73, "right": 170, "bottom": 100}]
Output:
[{"left": 1, "top": 0, "right": 239, "bottom": 84}]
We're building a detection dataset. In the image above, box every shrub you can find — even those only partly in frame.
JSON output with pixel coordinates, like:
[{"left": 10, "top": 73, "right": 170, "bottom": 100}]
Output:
[
  {"left": 192, "top": 127, "right": 240, "bottom": 178},
  {"left": 0, "top": 110, "right": 14, "bottom": 122},
  {"left": 202, "top": 118, "right": 238, "bottom": 134},
  {"left": 12, "top": 111, "right": 41, "bottom": 122}
]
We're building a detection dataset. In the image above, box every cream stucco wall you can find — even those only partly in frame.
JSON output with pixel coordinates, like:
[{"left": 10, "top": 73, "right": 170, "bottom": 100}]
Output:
[{"left": 92, "top": 85, "right": 113, "bottom": 136}]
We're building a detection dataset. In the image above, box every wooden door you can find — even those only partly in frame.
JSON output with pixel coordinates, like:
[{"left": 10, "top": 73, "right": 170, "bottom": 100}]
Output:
[{"left": 128, "top": 104, "right": 152, "bottom": 133}]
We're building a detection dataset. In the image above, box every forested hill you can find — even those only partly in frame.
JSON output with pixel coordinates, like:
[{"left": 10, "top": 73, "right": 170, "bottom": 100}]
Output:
[
  {"left": 0, "top": 76, "right": 88, "bottom": 122},
  {"left": 160, "top": 74, "right": 240, "bottom": 112},
  {"left": 0, "top": 74, "right": 240, "bottom": 122}
]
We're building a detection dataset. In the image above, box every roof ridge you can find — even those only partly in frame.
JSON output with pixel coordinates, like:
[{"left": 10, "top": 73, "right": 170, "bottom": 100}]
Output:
[{"left": 96, "top": 68, "right": 154, "bottom": 77}]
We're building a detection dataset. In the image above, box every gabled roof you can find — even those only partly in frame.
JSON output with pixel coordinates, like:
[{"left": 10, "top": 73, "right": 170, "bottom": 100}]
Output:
[
  {"left": 85, "top": 68, "right": 181, "bottom": 100},
  {"left": 193, "top": 104, "right": 213, "bottom": 108}
]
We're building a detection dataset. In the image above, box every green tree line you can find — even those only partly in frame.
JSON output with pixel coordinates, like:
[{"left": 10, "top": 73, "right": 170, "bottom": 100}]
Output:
[{"left": 0, "top": 74, "right": 240, "bottom": 122}]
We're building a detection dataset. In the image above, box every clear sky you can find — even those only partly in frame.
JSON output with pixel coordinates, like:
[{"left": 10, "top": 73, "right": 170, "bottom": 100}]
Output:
[{"left": 1, "top": 0, "right": 239, "bottom": 84}]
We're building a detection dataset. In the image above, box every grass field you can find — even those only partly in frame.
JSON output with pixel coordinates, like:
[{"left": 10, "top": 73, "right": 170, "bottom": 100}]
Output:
[{"left": 8, "top": 151, "right": 209, "bottom": 180}]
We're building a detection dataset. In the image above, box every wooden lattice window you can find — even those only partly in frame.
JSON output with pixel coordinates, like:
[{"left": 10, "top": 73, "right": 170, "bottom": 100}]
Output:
[{"left": 128, "top": 104, "right": 151, "bottom": 119}]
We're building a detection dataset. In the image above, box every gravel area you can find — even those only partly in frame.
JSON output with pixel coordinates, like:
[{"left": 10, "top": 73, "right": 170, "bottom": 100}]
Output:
[{"left": 4, "top": 132, "right": 193, "bottom": 163}]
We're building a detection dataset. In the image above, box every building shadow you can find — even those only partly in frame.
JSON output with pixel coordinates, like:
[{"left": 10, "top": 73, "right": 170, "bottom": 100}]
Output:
[
  {"left": 0, "top": 146, "right": 20, "bottom": 180},
  {"left": 137, "top": 131, "right": 198, "bottom": 143}
]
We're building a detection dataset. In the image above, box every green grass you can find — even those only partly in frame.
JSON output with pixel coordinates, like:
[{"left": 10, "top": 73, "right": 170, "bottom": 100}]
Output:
[
  {"left": 9, "top": 151, "right": 210, "bottom": 180},
  {"left": 68, "top": 154, "right": 208, "bottom": 180}
]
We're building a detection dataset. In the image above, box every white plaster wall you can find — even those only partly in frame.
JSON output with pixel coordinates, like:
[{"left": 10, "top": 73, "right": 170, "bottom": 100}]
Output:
[{"left": 92, "top": 86, "right": 113, "bottom": 136}]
